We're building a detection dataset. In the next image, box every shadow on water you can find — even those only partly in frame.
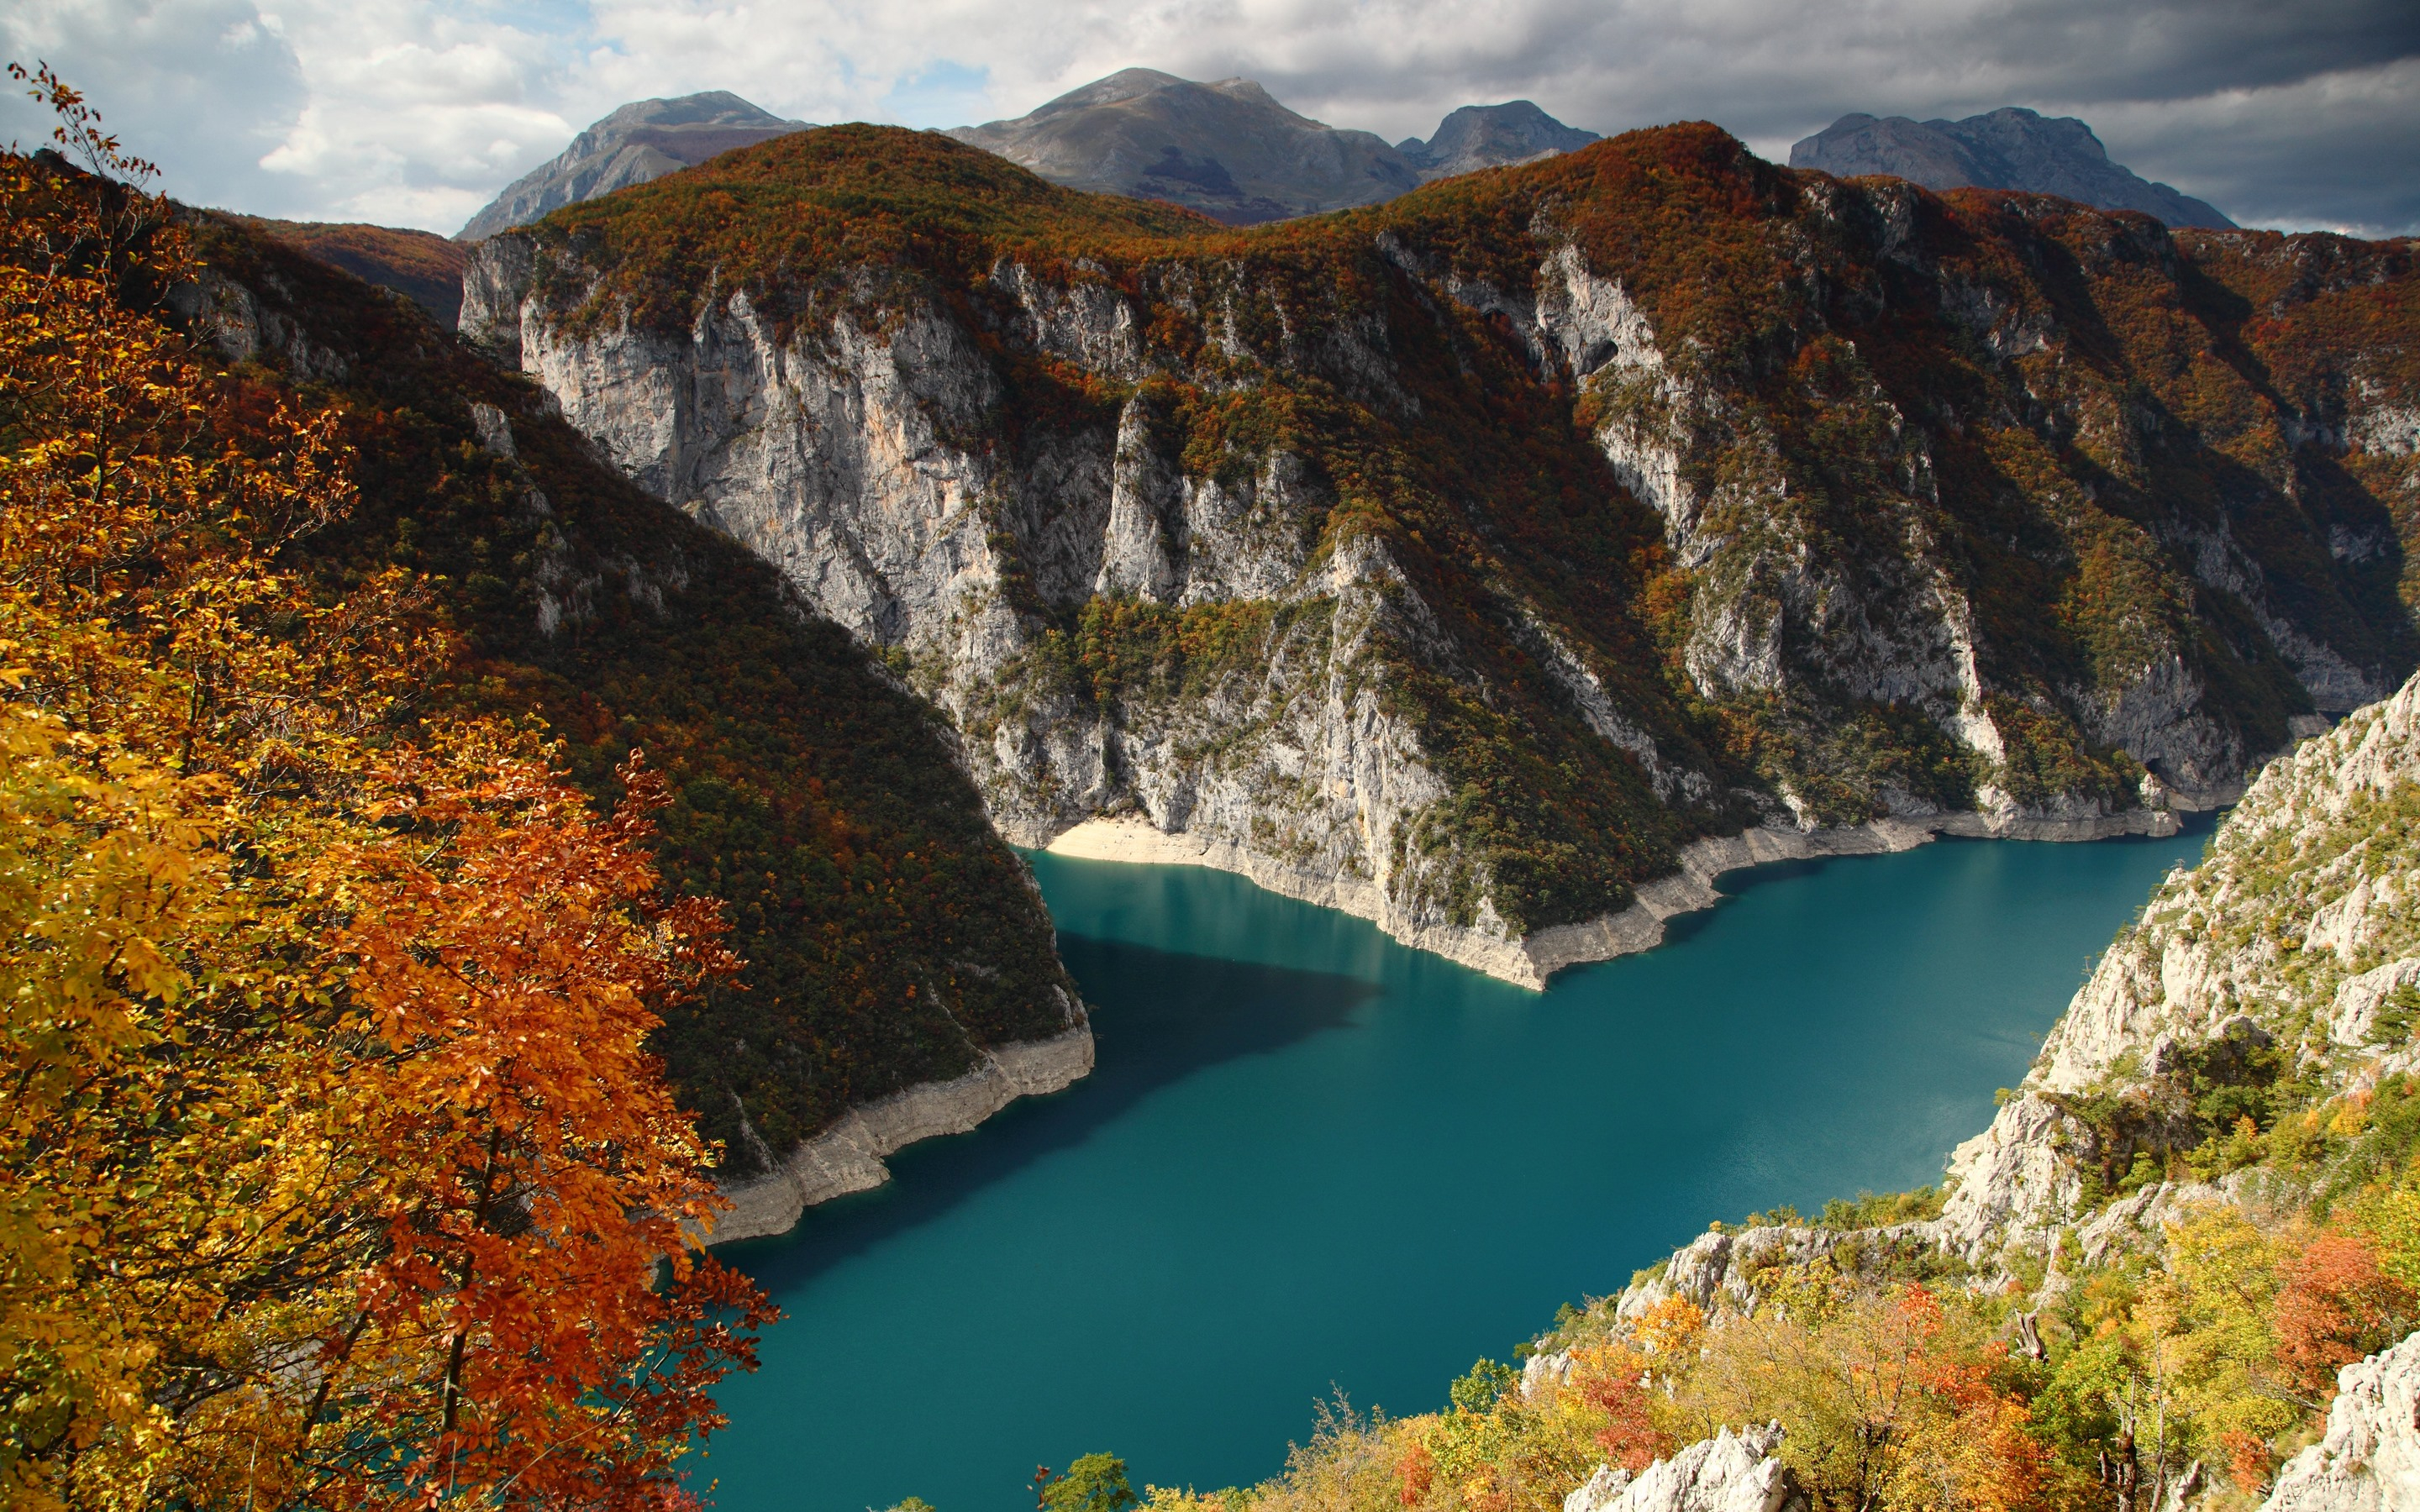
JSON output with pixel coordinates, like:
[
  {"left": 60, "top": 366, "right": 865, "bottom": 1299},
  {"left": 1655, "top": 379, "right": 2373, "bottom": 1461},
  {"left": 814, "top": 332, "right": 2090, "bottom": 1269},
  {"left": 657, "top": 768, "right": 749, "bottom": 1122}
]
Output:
[{"left": 723, "top": 934, "right": 1379, "bottom": 1290}]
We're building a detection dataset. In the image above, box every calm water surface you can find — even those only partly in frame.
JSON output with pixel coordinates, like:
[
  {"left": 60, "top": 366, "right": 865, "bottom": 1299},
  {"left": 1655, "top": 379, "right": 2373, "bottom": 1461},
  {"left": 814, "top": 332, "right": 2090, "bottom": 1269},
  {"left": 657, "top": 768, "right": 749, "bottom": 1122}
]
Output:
[{"left": 702, "top": 828, "right": 2208, "bottom": 1512}]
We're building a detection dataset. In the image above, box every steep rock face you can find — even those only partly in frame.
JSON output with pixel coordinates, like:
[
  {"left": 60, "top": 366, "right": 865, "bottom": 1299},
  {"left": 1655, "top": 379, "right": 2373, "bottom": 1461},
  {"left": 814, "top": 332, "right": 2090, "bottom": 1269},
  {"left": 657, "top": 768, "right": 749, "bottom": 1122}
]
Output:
[
  {"left": 462, "top": 124, "right": 2417, "bottom": 983},
  {"left": 458, "top": 92, "right": 809, "bottom": 240},
  {"left": 1610, "top": 665, "right": 2420, "bottom": 1321},
  {"left": 1790, "top": 108, "right": 2233, "bottom": 229},
  {"left": 184, "top": 210, "right": 1087, "bottom": 1206},
  {"left": 1937, "top": 669, "right": 2420, "bottom": 1258},
  {"left": 2264, "top": 1331, "right": 2420, "bottom": 1512},
  {"left": 947, "top": 68, "right": 1418, "bottom": 225}
]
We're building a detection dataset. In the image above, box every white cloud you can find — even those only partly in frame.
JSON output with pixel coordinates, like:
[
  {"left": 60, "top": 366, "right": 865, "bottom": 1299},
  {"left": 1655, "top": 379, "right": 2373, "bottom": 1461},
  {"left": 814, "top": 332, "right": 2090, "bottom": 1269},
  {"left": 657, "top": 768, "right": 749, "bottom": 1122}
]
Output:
[
  {"left": 3, "top": 0, "right": 2412, "bottom": 234},
  {"left": 1, "top": 0, "right": 307, "bottom": 210},
  {"left": 249, "top": 0, "right": 576, "bottom": 226}
]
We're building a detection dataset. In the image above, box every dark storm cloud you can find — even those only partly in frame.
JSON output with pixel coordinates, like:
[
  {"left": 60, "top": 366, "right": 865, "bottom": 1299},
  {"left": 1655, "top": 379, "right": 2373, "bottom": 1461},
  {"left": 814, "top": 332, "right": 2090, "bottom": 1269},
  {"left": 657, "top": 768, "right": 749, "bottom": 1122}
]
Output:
[{"left": 1230, "top": 0, "right": 2420, "bottom": 235}]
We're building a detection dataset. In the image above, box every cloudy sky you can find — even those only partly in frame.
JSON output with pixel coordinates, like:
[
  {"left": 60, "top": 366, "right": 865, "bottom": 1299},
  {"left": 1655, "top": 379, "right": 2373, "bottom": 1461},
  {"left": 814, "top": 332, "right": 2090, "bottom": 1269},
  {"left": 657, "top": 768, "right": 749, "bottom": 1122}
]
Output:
[{"left": 4, "top": 0, "right": 2416, "bottom": 238}]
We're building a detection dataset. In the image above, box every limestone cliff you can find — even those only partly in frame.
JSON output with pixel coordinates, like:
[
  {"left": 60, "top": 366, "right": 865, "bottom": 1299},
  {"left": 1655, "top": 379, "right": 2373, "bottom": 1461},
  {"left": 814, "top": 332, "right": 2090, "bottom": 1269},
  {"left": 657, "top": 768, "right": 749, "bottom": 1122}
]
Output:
[
  {"left": 461, "top": 123, "right": 2417, "bottom": 987},
  {"left": 1937, "top": 666, "right": 2420, "bottom": 1262},
  {"left": 1607, "top": 664, "right": 2420, "bottom": 1340},
  {"left": 2264, "top": 1331, "right": 2420, "bottom": 1512}
]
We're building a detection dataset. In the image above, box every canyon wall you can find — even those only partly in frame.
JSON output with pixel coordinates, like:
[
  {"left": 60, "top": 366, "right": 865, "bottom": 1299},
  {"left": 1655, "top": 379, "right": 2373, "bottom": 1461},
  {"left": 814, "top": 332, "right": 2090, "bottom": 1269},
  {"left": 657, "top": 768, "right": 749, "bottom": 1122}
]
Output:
[{"left": 461, "top": 124, "right": 2417, "bottom": 986}]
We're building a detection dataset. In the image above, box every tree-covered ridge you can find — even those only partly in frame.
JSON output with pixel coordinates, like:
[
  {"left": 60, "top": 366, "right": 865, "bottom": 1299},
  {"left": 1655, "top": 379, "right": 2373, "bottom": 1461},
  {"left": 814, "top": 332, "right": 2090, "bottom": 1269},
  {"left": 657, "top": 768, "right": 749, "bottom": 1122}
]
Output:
[
  {"left": 479, "top": 122, "right": 2415, "bottom": 944},
  {"left": 233, "top": 216, "right": 469, "bottom": 327},
  {"left": 180, "top": 188, "right": 1082, "bottom": 1173}
]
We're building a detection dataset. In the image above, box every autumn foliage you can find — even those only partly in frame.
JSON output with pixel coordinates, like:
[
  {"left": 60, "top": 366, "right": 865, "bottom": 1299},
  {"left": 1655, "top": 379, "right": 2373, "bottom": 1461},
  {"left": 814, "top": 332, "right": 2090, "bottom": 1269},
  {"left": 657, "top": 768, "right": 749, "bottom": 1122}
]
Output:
[
  {"left": 0, "top": 67, "right": 769, "bottom": 1511},
  {"left": 2273, "top": 1231, "right": 2417, "bottom": 1394}
]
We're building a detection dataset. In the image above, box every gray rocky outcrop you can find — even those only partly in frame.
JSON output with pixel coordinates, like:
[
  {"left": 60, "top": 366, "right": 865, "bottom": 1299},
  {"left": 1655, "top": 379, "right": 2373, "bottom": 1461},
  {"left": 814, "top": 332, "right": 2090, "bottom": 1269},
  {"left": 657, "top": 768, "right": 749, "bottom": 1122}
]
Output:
[
  {"left": 458, "top": 92, "right": 808, "bottom": 240},
  {"left": 1565, "top": 1424, "right": 1808, "bottom": 1512},
  {"left": 1933, "top": 670, "right": 2420, "bottom": 1257},
  {"left": 1790, "top": 108, "right": 2233, "bottom": 229},
  {"left": 2263, "top": 1331, "right": 2420, "bottom": 1512},
  {"left": 1609, "top": 1219, "right": 1952, "bottom": 1325}
]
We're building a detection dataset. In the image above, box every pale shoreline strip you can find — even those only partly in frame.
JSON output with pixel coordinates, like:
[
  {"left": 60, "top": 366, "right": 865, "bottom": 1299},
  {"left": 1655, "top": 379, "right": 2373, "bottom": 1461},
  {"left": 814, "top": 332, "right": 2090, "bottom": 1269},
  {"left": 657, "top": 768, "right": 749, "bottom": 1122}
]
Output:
[
  {"left": 1041, "top": 807, "right": 2184, "bottom": 991},
  {"left": 709, "top": 800, "right": 2191, "bottom": 1241},
  {"left": 708, "top": 1025, "right": 1096, "bottom": 1245}
]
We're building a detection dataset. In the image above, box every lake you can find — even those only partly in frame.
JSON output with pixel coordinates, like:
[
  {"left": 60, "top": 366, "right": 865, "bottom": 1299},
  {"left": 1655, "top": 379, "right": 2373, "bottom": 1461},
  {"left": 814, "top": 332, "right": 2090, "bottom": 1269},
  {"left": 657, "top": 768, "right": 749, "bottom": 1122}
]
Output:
[{"left": 701, "top": 825, "right": 2208, "bottom": 1512}]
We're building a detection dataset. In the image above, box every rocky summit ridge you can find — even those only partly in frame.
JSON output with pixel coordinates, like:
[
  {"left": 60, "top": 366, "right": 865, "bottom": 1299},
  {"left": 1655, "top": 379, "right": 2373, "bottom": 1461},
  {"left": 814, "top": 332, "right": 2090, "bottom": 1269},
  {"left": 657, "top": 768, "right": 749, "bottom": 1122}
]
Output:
[
  {"left": 944, "top": 67, "right": 1418, "bottom": 225},
  {"left": 1399, "top": 100, "right": 1601, "bottom": 181},
  {"left": 1791, "top": 108, "right": 2234, "bottom": 230},
  {"left": 460, "top": 122, "right": 2417, "bottom": 989},
  {"left": 456, "top": 90, "right": 811, "bottom": 240}
]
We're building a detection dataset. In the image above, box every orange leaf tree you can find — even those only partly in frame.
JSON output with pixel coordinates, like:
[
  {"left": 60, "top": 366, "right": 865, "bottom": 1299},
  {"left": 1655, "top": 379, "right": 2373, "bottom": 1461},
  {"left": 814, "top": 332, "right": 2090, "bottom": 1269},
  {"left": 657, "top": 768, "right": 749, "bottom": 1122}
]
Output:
[{"left": 0, "top": 66, "right": 771, "bottom": 1512}]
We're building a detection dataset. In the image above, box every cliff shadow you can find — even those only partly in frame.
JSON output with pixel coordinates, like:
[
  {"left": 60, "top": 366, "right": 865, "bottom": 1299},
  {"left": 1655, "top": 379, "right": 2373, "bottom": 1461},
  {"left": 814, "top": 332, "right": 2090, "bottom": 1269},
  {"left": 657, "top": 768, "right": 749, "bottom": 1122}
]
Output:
[{"left": 722, "top": 934, "right": 1377, "bottom": 1289}]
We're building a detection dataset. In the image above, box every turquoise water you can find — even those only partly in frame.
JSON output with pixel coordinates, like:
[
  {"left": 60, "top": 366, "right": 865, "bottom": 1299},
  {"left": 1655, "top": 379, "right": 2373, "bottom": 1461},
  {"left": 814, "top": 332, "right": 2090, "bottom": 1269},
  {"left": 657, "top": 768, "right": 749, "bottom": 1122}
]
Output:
[{"left": 701, "top": 827, "right": 2207, "bottom": 1512}]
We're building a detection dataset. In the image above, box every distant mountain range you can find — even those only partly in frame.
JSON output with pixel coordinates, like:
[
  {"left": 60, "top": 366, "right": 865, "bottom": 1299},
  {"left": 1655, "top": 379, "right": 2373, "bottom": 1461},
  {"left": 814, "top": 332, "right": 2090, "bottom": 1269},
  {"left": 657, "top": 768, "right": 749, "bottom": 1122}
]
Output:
[
  {"left": 456, "top": 82, "right": 2238, "bottom": 244},
  {"left": 456, "top": 73, "right": 1600, "bottom": 236},
  {"left": 1789, "top": 108, "right": 2233, "bottom": 229},
  {"left": 945, "top": 68, "right": 1597, "bottom": 224},
  {"left": 455, "top": 91, "right": 811, "bottom": 240}
]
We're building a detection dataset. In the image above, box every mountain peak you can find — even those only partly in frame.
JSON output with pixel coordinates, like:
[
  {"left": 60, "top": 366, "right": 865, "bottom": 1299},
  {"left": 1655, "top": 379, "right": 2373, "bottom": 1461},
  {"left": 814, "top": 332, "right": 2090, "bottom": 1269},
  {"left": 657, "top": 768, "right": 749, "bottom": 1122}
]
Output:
[
  {"left": 457, "top": 90, "right": 811, "bottom": 240},
  {"left": 1399, "top": 100, "right": 1599, "bottom": 180},
  {"left": 1789, "top": 108, "right": 2232, "bottom": 229},
  {"left": 945, "top": 72, "right": 1598, "bottom": 223},
  {"left": 945, "top": 70, "right": 1415, "bottom": 224}
]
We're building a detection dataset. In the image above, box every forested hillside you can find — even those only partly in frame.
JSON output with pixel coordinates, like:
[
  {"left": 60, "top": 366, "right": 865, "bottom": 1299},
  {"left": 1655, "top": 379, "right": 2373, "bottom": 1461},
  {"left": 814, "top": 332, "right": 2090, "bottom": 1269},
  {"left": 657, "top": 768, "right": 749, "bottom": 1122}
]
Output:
[
  {"left": 177, "top": 171, "right": 1085, "bottom": 1172},
  {"left": 233, "top": 216, "right": 468, "bottom": 326},
  {"left": 0, "top": 81, "right": 772, "bottom": 1511},
  {"left": 465, "top": 122, "right": 2420, "bottom": 979}
]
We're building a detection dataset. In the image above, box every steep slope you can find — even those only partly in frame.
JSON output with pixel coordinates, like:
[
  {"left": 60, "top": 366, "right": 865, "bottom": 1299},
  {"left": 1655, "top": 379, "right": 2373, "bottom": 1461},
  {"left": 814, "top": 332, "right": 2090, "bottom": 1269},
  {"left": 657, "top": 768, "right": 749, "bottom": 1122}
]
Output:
[
  {"left": 1398, "top": 101, "right": 1600, "bottom": 181},
  {"left": 175, "top": 210, "right": 1086, "bottom": 1196},
  {"left": 1575, "top": 668, "right": 2420, "bottom": 1506},
  {"left": 945, "top": 68, "right": 1420, "bottom": 224},
  {"left": 1615, "top": 667, "right": 2420, "bottom": 1315},
  {"left": 460, "top": 123, "right": 2418, "bottom": 985},
  {"left": 1791, "top": 108, "right": 2235, "bottom": 230},
  {"left": 1938, "top": 663, "right": 2420, "bottom": 1259},
  {"left": 457, "top": 91, "right": 810, "bottom": 240},
  {"left": 1269, "top": 668, "right": 2420, "bottom": 1512},
  {"left": 237, "top": 216, "right": 469, "bottom": 325}
]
